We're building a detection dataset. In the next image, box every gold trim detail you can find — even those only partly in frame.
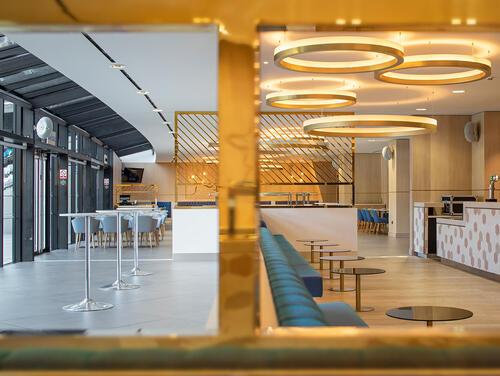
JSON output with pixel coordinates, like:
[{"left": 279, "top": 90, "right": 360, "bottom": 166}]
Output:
[
  {"left": 375, "top": 54, "right": 492, "bottom": 85},
  {"left": 265, "top": 90, "right": 357, "bottom": 109},
  {"left": 274, "top": 36, "right": 404, "bottom": 73},
  {"left": 303, "top": 115, "right": 437, "bottom": 137}
]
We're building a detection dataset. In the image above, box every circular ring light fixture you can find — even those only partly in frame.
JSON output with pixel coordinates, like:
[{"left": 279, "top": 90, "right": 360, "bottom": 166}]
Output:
[
  {"left": 375, "top": 54, "right": 491, "bottom": 85},
  {"left": 265, "top": 90, "right": 357, "bottom": 109},
  {"left": 261, "top": 77, "right": 358, "bottom": 92},
  {"left": 303, "top": 115, "right": 437, "bottom": 137},
  {"left": 274, "top": 36, "right": 405, "bottom": 74}
]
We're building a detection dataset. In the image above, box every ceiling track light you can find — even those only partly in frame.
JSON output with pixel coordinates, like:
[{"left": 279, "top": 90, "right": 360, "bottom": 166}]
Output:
[
  {"left": 375, "top": 54, "right": 492, "bottom": 85},
  {"left": 265, "top": 90, "right": 357, "bottom": 109},
  {"left": 303, "top": 115, "right": 437, "bottom": 138},
  {"left": 137, "top": 89, "right": 150, "bottom": 95},
  {"left": 274, "top": 36, "right": 404, "bottom": 74},
  {"left": 152, "top": 108, "right": 163, "bottom": 113},
  {"left": 110, "top": 63, "right": 125, "bottom": 70}
]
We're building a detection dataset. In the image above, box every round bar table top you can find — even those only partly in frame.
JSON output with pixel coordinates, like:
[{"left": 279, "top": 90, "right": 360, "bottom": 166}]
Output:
[
  {"left": 386, "top": 306, "right": 473, "bottom": 323},
  {"left": 331, "top": 267, "right": 385, "bottom": 276}
]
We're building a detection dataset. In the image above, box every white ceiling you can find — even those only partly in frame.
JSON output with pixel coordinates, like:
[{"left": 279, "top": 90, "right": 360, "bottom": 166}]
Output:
[
  {"left": 7, "top": 29, "right": 218, "bottom": 162},
  {"left": 260, "top": 30, "right": 500, "bottom": 152}
]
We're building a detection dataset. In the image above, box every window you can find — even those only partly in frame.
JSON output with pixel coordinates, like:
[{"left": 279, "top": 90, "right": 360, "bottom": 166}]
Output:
[{"left": 3, "top": 101, "right": 15, "bottom": 133}]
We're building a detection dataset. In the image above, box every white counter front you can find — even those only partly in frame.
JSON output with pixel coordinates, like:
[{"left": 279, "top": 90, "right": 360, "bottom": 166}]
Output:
[
  {"left": 261, "top": 207, "right": 357, "bottom": 252},
  {"left": 436, "top": 202, "right": 500, "bottom": 275},
  {"left": 172, "top": 207, "right": 219, "bottom": 261}
]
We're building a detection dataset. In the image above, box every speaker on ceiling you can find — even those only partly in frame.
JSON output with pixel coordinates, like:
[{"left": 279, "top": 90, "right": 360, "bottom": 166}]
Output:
[
  {"left": 36, "top": 117, "right": 54, "bottom": 139},
  {"left": 464, "top": 121, "right": 480, "bottom": 143}
]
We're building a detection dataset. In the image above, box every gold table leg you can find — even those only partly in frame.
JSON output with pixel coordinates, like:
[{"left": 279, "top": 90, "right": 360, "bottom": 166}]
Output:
[
  {"left": 427, "top": 321, "right": 433, "bottom": 327},
  {"left": 355, "top": 275, "right": 375, "bottom": 312},
  {"left": 329, "top": 260, "right": 354, "bottom": 292}
]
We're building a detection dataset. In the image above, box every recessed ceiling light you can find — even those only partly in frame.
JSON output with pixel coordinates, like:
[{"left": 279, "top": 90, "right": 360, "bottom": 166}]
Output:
[
  {"left": 451, "top": 18, "right": 462, "bottom": 25},
  {"left": 153, "top": 108, "right": 163, "bottom": 112},
  {"left": 335, "top": 19, "right": 346, "bottom": 25},
  {"left": 263, "top": 61, "right": 269, "bottom": 65},
  {"left": 466, "top": 18, "right": 477, "bottom": 25},
  {"left": 367, "top": 139, "right": 377, "bottom": 142},
  {"left": 110, "top": 63, "right": 125, "bottom": 70},
  {"left": 452, "top": 90, "right": 465, "bottom": 94},
  {"left": 416, "top": 108, "right": 427, "bottom": 111},
  {"left": 137, "top": 89, "right": 149, "bottom": 95},
  {"left": 351, "top": 19, "right": 362, "bottom": 25}
]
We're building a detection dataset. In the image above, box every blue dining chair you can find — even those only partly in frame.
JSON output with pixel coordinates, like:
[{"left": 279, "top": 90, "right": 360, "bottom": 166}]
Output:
[{"left": 370, "top": 209, "right": 388, "bottom": 234}]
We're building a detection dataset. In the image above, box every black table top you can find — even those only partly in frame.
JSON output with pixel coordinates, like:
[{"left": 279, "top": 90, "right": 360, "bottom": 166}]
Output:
[
  {"left": 304, "top": 243, "right": 340, "bottom": 247},
  {"left": 320, "top": 255, "right": 365, "bottom": 261},
  {"left": 386, "top": 306, "right": 473, "bottom": 323},
  {"left": 331, "top": 267, "right": 385, "bottom": 275},
  {"left": 296, "top": 239, "right": 328, "bottom": 243}
]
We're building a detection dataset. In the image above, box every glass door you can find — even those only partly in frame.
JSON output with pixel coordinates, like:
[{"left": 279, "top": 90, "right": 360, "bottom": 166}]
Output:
[{"left": 2, "top": 146, "right": 15, "bottom": 265}]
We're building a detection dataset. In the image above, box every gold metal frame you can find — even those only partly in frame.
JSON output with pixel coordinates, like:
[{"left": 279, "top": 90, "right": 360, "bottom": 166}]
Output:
[
  {"left": 274, "top": 36, "right": 405, "bottom": 73},
  {"left": 265, "top": 90, "right": 357, "bottom": 109},
  {"left": 375, "top": 54, "right": 492, "bottom": 85},
  {"left": 5, "top": 1, "right": 500, "bottom": 370},
  {"left": 303, "top": 114, "right": 438, "bottom": 137}
]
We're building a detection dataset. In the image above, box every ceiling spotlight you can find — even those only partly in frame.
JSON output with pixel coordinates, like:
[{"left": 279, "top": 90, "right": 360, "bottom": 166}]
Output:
[
  {"left": 263, "top": 61, "right": 269, "bottom": 65},
  {"left": 351, "top": 19, "right": 362, "bottom": 25},
  {"left": 335, "top": 19, "right": 346, "bottom": 25},
  {"left": 416, "top": 108, "right": 427, "bottom": 111},
  {"left": 367, "top": 139, "right": 377, "bottom": 142},
  {"left": 153, "top": 108, "right": 163, "bottom": 112},
  {"left": 168, "top": 130, "right": 175, "bottom": 134},
  {"left": 466, "top": 18, "right": 477, "bottom": 25},
  {"left": 451, "top": 18, "right": 462, "bottom": 25},
  {"left": 452, "top": 90, "right": 465, "bottom": 94},
  {"left": 110, "top": 63, "right": 125, "bottom": 70},
  {"left": 137, "top": 89, "right": 149, "bottom": 95}
]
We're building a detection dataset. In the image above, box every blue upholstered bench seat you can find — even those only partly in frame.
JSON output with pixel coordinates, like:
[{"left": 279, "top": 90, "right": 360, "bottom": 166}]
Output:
[
  {"left": 260, "top": 227, "right": 367, "bottom": 328},
  {"left": 273, "top": 234, "right": 323, "bottom": 297}
]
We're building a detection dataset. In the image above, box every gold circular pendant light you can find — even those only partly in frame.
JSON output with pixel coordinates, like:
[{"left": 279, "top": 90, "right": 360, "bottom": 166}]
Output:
[
  {"left": 265, "top": 90, "right": 357, "bottom": 109},
  {"left": 274, "top": 36, "right": 405, "bottom": 74},
  {"left": 375, "top": 54, "right": 492, "bottom": 85},
  {"left": 303, "top": 115, "right": 437, "bottom": 137}
]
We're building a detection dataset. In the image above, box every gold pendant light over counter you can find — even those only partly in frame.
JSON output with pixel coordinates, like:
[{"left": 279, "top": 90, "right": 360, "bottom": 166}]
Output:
[
  {"left": 265, "top": 90, "right": 357, "bottom": 109},
  {"left": 375, "top": 54, "right": 492, "bottom": 85},
  {"left": 303, "top": 115, "right": 437, "bottom": 138},
  {"left": 274, "top": 36, "right": 404, "bottom": 74}
]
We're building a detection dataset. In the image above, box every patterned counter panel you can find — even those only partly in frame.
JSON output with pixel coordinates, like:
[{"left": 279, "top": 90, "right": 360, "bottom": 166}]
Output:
[
  {"left": 413, "top": 207, "right": 426, "bottom": 254},
  {"left": 437, "top": 206, "right": 500, "bottom": 274}
]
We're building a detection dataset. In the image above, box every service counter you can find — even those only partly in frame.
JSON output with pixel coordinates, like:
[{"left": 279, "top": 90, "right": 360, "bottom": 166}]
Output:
[
  {"left": 172, "top": 206, "right": 219, "bottom": 261},
  {"left": 436, "top": 202, "right": 500, "bottom": 276}
]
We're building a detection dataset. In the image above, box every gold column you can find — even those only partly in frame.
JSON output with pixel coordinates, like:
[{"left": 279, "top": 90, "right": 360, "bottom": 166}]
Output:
[{"left": 218, "top": 38, "right": 259, "bottom": 338}]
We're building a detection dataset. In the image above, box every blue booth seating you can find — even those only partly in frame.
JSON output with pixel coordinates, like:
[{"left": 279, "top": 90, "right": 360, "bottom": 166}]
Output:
[
  {"left": 260, "top": 227, "right": 367, "bottom": 328},
  {"left": 272, "top": 234, "right": 323, "bottom": 297}
]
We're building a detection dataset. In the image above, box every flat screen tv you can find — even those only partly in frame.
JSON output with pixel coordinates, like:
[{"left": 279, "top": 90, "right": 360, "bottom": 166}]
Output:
[{"left": 122, "top": 167, "right": 144, "bottom": 183}]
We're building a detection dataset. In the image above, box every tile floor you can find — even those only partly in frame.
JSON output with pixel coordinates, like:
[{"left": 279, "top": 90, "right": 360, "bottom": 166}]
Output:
[{"left": 0, "top": 233, "right": 218, "bottom": 336}]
